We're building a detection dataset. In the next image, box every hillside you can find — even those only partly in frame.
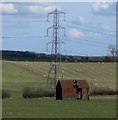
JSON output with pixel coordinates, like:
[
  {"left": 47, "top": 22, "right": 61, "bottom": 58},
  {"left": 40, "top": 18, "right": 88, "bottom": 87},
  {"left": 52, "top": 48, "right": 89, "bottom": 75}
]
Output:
[
  {"left": 2, "top": 60, "right": 116, "bottom": 97},
  {"left": 1, "top": 50, "right": 117, "bottom": 62}
]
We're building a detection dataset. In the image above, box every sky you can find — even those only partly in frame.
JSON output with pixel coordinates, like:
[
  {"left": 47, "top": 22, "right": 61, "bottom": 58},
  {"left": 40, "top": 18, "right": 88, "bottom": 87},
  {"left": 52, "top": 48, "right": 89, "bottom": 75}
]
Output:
[{"left": 0, "top": 2, "right": 116, "bottom": 56}]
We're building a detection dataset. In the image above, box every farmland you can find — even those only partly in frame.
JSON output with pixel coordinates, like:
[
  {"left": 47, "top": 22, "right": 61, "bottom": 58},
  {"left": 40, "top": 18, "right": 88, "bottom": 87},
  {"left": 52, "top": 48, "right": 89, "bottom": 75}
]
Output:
[
  {"left": 2, "top": 60, "right": 117, "bottom": 118},
  {"left": 2, "top": 60, "right": 116, "bottom": 97},
  {"left": 2, "top": 97, "right": 116, "bottom": 118}
]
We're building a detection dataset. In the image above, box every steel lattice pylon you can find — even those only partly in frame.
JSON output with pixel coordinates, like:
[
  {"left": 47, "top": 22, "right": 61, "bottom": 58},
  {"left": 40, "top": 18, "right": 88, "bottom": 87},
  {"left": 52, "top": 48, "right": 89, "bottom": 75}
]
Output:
[{"left": 46, "top": 9, "right": 66, "bottom": 92}]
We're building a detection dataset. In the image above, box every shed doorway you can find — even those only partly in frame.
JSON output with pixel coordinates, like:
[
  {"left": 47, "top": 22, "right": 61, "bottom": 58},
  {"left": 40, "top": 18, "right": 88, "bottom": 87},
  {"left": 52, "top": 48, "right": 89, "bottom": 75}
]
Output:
[
  {"left": 56, "top": 81, "right": 62, "bottom": 100},
  {"left": 56, "top": 88, "right": 62, "bottom": 100}
]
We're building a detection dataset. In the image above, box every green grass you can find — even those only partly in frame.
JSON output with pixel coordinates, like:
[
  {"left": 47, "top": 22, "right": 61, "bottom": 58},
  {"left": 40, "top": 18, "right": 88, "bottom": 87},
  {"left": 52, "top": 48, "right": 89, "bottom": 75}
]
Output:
[
  {"left": 2, "top": 97, "right": 116, "bottom": 118},
  {"left": 2, "top": 60, "right": 116, "bottom": 118}
]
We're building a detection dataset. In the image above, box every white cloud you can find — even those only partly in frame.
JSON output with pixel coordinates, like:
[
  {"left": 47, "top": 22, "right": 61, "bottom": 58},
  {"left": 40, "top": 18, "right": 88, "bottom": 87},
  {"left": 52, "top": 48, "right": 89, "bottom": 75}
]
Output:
[
  {"left": 68, "top": 28, "right": 84, "bottom": 38},
  {"left": 77, "top": 16, "right": 91, "bottom": 25},
  {"left": 44, "top": 6, "right": 60, "bottom": 12},
  {"left": 92, "top": 2, "right": 116, "bottom": 15},
  {"left": 0, "top": 3, "right": 18, "bottom": 14},
  {"left": 26, "top": 5, "right": 60, "bottom": 13},
  {"left": 72, "top": 16, "right": 90, "bottom": 26},
  {"left": 92, "top": 2, "right": 109, "bottom": 12},
  {"left": 0, "top": 3, "right": 60, "bottom": 14},
  {"left": 78, "top": 16, "right": 86, "bottom": 24},
  {"left": 27, "top": 5, "right": 44, "bottom": 13}
]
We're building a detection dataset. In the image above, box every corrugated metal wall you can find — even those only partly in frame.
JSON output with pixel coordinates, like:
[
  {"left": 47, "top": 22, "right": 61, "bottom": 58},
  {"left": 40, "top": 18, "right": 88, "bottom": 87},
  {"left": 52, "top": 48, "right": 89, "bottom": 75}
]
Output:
[{"left": 56, "top": 80, "right": 89, "bottom": 100}]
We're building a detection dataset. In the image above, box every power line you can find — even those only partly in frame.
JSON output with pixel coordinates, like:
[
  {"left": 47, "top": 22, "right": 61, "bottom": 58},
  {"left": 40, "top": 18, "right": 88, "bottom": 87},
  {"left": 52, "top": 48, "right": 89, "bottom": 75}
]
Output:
[
  {"left": 65, "top": 35, "right": 109, "bottom": 45},
  {"left": 1, "top": 35, "right": 50, "bottom": 39},
  {"left": 63, "top": 23, "right": 115, "bottom": 37},
  {"left": 63, "top": 50, "right": 86, "bottom": 55},
  {"left": 77, "top": 38, "right": 108, "bottom": 45},
  {"left": 64, "top": 38, "right": 108, "bottom": 48},
  {"left": 1, "top": 20, "right": 50, "bottom": 23},
  {"left": 64, "top": 20, "right": 116, "bottom": 33}
]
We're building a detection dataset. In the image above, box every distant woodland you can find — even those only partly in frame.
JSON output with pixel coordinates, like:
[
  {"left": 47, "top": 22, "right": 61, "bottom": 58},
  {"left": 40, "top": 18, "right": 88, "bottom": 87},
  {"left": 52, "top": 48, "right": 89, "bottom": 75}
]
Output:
[{"left": 0, "top": 50, "right": 117, "bottom": 62}]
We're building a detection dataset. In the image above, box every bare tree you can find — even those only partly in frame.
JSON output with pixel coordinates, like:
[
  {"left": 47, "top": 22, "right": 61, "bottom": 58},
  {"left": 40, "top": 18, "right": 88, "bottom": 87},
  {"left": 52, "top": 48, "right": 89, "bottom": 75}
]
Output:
[{"left": 107, "top": 44, "right": 116, "bottom": 61}]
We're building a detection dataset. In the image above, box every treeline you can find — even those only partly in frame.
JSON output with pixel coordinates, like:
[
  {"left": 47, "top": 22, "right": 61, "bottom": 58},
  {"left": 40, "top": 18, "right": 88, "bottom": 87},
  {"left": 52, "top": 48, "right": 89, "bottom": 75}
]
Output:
[{"left": 0, "top": 50, "right": 117, "bottom": 62}]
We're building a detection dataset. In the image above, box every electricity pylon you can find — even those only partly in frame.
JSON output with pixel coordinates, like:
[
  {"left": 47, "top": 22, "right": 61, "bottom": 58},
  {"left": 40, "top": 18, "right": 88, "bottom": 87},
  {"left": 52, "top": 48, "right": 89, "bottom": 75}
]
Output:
[{"left": 46, "top": 9, "right": 66, "bottom": 92}]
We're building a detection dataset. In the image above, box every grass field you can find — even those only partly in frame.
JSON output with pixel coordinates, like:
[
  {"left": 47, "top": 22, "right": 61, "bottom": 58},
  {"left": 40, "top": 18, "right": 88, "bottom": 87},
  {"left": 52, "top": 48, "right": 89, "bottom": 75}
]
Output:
[
  {"left": 2, "top": 60, "right": 117, "bottom": 118},
  {"left": 2, "top": 96, "right": 116, "bottom": 118},
  {"left": 2, "top": 60, "right": 116, "bottom": 97}
]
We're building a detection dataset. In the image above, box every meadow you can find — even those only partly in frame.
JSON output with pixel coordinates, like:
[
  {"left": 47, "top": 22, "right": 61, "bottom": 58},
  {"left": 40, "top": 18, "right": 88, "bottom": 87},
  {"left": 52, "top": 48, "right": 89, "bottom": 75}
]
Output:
[
  {"left": 2, "top": 60, "right": 117, "bottom": 118},
  {"left": 2, "top": 97, "right": 116, "bottom": 118}
]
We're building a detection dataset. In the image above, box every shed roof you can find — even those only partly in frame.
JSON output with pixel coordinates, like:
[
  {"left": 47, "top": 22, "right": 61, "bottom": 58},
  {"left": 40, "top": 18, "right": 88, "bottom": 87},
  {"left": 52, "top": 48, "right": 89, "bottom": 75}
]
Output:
[{"left": 59, "top": 80, "right": 89, "bottom": 88}]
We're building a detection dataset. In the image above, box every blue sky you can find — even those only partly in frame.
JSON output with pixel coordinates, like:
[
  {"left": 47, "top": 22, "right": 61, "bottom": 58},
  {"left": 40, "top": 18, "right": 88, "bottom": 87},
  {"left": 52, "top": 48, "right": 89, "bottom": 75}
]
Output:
[{"left": 1, "top": 2, "right": 116, "bottom": 56}]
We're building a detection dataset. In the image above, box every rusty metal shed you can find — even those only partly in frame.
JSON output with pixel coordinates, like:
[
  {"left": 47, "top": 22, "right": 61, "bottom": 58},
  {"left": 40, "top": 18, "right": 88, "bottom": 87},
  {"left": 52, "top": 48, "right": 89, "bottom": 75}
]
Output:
[{"left": 56, "top": 80, "right": 89, "bottom": 100}]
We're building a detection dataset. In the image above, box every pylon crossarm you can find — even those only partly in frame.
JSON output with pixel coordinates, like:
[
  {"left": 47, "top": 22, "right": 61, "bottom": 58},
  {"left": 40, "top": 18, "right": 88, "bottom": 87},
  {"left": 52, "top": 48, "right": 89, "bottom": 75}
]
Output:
[{"left": 47, "top": 26, "right": 53, "bottom": 36}]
